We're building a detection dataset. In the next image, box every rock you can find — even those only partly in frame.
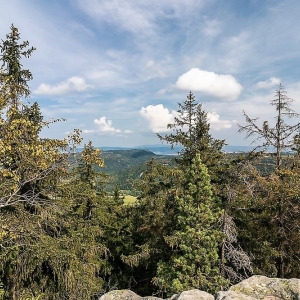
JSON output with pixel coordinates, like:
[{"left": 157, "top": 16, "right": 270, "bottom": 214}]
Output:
[
  {"left": 142, "top": 297, "right": 164, "bottom": 300},
  {"left": 215, "top": 291, "right": 257, "bottom": 300},
  {"left": 99, "top": 291, "right": 164, "bottom": 300},
  {"left": 228, "top": 275, "right": 300, "bottom": 299},
  {"left": 99, "top": 276, "right": 300, "bottom": 300},
  {"left": 99, "top": 290, "right": 142, "bottom": 300},
  {"left": 175, "top": 289, "right": 214, "bottom": 300}
]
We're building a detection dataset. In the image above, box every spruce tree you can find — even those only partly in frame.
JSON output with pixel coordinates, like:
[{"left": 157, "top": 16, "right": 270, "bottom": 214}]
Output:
[
  {"left": 153, "top": 153, "right": 227, "bottom": 295},
  {"left": 157, "top": 91, "right": 225, "bottom": 177},
  {"left": 0, "top": 23, "right": 35, "bottom": 109}
]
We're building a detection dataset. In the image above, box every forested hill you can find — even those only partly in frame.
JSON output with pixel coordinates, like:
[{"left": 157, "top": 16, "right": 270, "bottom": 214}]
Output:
[
  {"left": 98, "top": 149, "right": 174, "bottom": 193},
  {"left": 101, "top": 149, "right": 172, "bottom": 173}
]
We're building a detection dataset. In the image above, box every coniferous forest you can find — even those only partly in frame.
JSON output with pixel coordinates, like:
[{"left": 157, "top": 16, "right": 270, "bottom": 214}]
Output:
[{"left": 1, "top": 25, "right": 300, "bottom": 300}]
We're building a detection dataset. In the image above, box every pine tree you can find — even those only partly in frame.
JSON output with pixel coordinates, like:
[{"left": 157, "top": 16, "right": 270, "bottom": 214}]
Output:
[
  {"left": 157, "top": 91, "right": 252, "bottom": 285},
  {"left": 153, "top": 153, "right": 227, "bottom": 296},
  {"left": 113, "top": 185, "right": 125, "bottom": 205},
  {"left": 0, "top": 24, "right": 35, "bottom": 109},
  {"left": 157, "top": 91, "right": 226, "bottom": 176},
  {"left": 0, "top": 25, "right": 69, "bottom": 209}
]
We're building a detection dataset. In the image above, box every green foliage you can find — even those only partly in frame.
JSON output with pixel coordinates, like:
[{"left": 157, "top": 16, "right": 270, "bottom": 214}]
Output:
[
  {"left": 99, "top": 149, "right": 174, "bottom": 193},
  {"left": 231, "top": 167, "right": 300, "bottom": 278},
  {"left": 0, "top": 25, "right": 111, "bottom": 299},
  {"left": 157, "top": 91, "right": 226, "bottom": 178},
  {"left": 113, "top": 185, "right": 125, "bottom": 205},
  {"left": 153, "top": 154, "right": 228, "bottom": 295},
  {"left": 120, "top": 159, "right": 181, "bottom": 295},
  {"left": 0, "top": 24, "right": 35, "bottom": 108},
  {"left": 236, "top": 85, "right": 300, "bottom": 278}
]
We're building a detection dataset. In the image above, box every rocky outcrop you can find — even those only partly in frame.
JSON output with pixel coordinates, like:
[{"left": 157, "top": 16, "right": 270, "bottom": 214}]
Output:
[
  {"left": 218, "top": 275, "right": 300, "bottom": 299},
  {"left": 99, "top": 276, "right": 300, "bottom": 300}
]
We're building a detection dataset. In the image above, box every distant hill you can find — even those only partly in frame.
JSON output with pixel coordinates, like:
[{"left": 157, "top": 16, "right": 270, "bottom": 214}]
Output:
[
  {"left": 96, "top": 149, "right": 175, "bottom": 194},
  {"left": 99, "top": 145, "right": 182, "bottom": 155},
  {"left": 98, "top": 145, "right": 256, "bottom": 154},
  {"left": 91, "top": 146, "right": 282, "bottom": 195}
]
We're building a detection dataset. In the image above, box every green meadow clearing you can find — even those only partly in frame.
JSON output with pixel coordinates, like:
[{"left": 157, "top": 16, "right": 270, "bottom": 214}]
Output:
[{"left": 124, "top": 195, "right": 137, "bottom": 204}]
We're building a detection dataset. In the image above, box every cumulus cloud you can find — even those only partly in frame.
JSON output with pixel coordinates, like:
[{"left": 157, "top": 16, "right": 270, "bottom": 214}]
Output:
[
  {"left": 34, "top": 76, "right": 93, "bottom": 95},
  {"left": 207, "top": 112, "right": 233, "bottom": 130},
  {"left": 256, "top": 77, "right": 281, "bottom": 89},
  {"left": 83, "top": 117, "right": 132, "bottom": 136},
  {"left": 176, "top": 68, "right": 243, "bottom": 100},
  {"left": 140, "top": 104, "right": 233, "bottom": 133},
  {"left": 139, "top": 104, "right": 177, "bottom": 133}
]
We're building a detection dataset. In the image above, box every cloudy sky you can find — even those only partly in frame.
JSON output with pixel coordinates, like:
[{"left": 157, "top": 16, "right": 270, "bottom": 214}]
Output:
[{"left": 1, "top": 0, "right": 300, "bottom": 148}]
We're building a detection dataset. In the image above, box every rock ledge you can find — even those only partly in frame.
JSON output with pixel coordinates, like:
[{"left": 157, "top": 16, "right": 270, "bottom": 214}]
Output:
[{"left": 99, "top": 276, "right": 300, "bottom": 300}]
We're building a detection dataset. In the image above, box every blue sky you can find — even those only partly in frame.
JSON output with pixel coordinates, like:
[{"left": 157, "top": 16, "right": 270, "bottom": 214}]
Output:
[{"left": 1, "top": 0, "right": 300, "bottom": 148}]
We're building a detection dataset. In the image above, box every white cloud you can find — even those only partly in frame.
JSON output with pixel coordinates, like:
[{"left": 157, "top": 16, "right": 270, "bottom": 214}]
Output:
[
  {"left": 83, "top": 117, "right": 132, "bottom": 136},
  {"left": 140, "top": 104, "right": 177, "bottom": 133},
  {"left": 176, "top": 68, "right": 243, "bottom": 100},
  {"left": 256, "top": 77, "right": 281, "bottom": 89},
  {"left": 140, "top": 104, "right": 233, "bottom": 133},
  {"left": 94, "top": 117, "right": 121, "bottom": 134},
  {"left": 207, "top": 112, "right": 232, "bottom": 130},
  {"left": 34, "top": 76, "right": 93, "bottom": 95}
]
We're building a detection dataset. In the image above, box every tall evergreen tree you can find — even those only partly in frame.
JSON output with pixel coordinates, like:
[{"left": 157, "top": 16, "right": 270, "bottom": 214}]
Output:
[
  {"left": 157, "top": 91, "right": 225, "bottom": 176},
  {"left": 153, "top": 153, "right": 227, "bottom": 296},
  {"left": 0, "top": 24, "right": 35, "bottom": 109},
  {"left": 157, "top": 91, "right": 252, "bottom": 284}
]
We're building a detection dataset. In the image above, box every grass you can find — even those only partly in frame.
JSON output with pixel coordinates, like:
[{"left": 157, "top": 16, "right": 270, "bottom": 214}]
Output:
[{"left": 124, "top": 195, "right": 137, "bottom": 205}]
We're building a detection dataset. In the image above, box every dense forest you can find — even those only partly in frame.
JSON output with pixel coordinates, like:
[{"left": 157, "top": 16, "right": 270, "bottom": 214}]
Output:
[{"left": 1, "top": 25, "right": 300, "bottom": 300}]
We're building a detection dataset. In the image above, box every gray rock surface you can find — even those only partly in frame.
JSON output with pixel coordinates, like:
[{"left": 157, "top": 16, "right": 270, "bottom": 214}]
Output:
[
  {"left": 215, "top": 291, "right": 257, "bottom": 300},
  {"left": 98, "top": 276, "right": 300, "bottom": 300},
  {"left": 174, "top": 289, "right": 214, "bottom": 300},
  {"left": 99, "top": 290, "right": 142, "bottom": 300},
  {"left": 227, "top": 275, "right": 300, "bottom": 299}
]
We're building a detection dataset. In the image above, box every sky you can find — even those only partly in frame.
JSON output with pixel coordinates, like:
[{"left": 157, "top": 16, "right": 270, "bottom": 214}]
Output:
[{"left": 1, "top": 0, "right": 300, "bottom": 148}]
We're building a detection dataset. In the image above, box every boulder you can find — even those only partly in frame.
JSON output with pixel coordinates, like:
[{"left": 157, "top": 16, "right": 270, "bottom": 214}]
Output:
[
  {"left": 99, "top": 290, "right": 142, "bottom": 300},
  {"left": 215, "top": 291, "right": 257, "bottom": 300},
  {"left": 216, "top": 275, "right": 300, "bottom": 299},
  {"left": 172, "top": 289, "right": 214, "bottom": 300},
  {"left": 99, "top": 276, "right": 300, "bottom": 300}
]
